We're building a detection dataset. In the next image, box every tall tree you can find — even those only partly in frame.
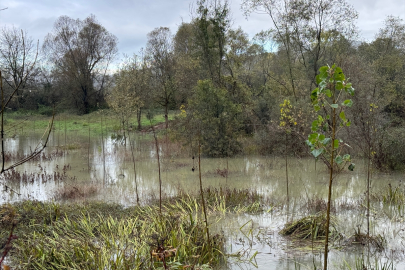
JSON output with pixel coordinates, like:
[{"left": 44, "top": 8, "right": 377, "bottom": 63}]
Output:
[
  {"left": 0, "top": 26, "right": 38, "bottom": 109},
  {"left": 43, "top": 14, "right": 118, "bottom": 114},
  {"left": 242, "top": 0, "right": 358, "bottom": 97},
  {"left": 194, "top": 0, "right": 230, "bottom": 86},
  {"left": 146, "top": 27, "right": 176, "bottom": 129}
]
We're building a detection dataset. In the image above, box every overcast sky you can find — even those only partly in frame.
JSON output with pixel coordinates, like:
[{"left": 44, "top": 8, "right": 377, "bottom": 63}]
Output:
[{"left": 1, "top": 0, "right": 404, "bottom": 61}]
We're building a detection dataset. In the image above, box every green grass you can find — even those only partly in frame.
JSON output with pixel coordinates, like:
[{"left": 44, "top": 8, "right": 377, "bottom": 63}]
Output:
[
  {"left": 3, "top": 109, "right": 176, "bottom": 137},
  {"left": 0, "top": 186, "right": 268, "bottom": 269},
  {"left": 1, "top": 198, "right": 224, "bottom": 269}
]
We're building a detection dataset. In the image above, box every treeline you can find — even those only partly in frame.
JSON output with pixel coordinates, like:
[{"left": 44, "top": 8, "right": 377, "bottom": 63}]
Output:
[{"left": 0, "top": 0, "right": 404, "bottom": 169}]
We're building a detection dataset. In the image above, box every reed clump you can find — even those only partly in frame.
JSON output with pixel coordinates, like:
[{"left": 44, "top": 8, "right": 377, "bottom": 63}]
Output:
[
  {"left": 204, "top": 187, "right": 264, "bottom": 213},
  {"left": 0, "top": 149, "right": 65, "bottom": 162},
  {"left": 0, "top": 165, "right": 75, "bottom": 183},
  {"left": 344, "top": 228, "right": 386, "bottom": 251},
  {"left": 171, "top": 187, "right": 265, "bottom": 214},
  {"left": 370, "top": 184, "right": 405, "bottom": 206},
  {"left": 1, "top": 199, "right": 225, "bottom": 269},
  {"left": 280, "top": 212, "right": 341, "bottom": 242}
]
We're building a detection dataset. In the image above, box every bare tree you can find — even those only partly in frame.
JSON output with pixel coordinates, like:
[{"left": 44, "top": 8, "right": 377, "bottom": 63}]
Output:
[
  {"left": 0, "top": 27, "right": 54, "bottom": 267},
  {"left": 0, "top": 26, "right": 38, "bottom": 108},
  {"left": 43, "top": 14, "right": 118, "bottom": 114}
]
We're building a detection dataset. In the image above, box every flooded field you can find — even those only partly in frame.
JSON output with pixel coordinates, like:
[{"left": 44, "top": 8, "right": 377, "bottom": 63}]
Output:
[{"left": 1, "top": 130, "right": 404, "bottom": 269}]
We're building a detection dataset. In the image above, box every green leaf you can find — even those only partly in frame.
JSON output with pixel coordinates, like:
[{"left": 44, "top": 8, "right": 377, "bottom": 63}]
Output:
[
  {"left": 346, "top": 86, "right": 355, "bottom": 96},
  {"left": 311, "top": 148, "right": 324, "bottom": 158},
  {"left": 314, "top": 104, "right": 321, "bottom": 111},
  {"left": 330, "top": 104, "right": 338, "bottom": 109},
  {"left": 348, "top": 163, "right": 355, "bottom": 171},
  {"left": 319, "top": 81, "right": 327, "bottom": 90},
  {"left": 319, "top": 134, "right": 325, "bottom": 141},
  {"left": 342, "top": 99, "right": 353, "bottom": 107},
  {"left": 333, "top": 67, "right": 345, "bottom": 81},
  {"left": 319, "top": 66, "right": 329, "bottom": 75},
  {"left": 346, "top": 121, "right": 351, "bottom": 127},
  {"left": 334, "top": 139, "right": 339, "bottom": 149},
  {"left": 316, "top": 67, "right": 329, "bottom": 85},
  {"left": 321, "top": 137, "right": 331, "bottom": 145},
  {"left": 343, "top": 154, "right": 351, "bottom": 161},
  {"left": 308, "top": 133, "right": 318, "bottom": 144},
  {"left": 323, "top": 123, "right": 328, "bottom": 131},
  {"left": 335, "top": 155, "right": 343, "bottom": 164},
  {"left": 336, "top": 81, "right": 344, "bottom": 90},
  {"left": 325, "top": 89, "right": 332, "bottom": 97},
  {"left": 339, "top": 111, "right": 346, "bottom": 121},
  {"left": 316, "top": 75, "right": 322, "bottom": 85},
  {"left": 311, "top": 120, "right": 319, "bottom": 131},
  {"left": 311, "top": 89, "right": 318, "bottom": 101}
]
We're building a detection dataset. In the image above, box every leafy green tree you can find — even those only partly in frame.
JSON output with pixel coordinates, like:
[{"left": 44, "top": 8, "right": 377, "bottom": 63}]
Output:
[
  {"left": 186, "top": 80, "right": 242, "bottom": 157},
  {"left": 106, "top": 55, "right": 144, "bottom": 138},
  {"left": 355, "top": 16, "right": 405, "bottom": 170},
  {"left": 306, "top": 64, "right": 354, "bottom": 270},
  {"left": 194, "top": 0, "right": 230, "bottom": 86}
]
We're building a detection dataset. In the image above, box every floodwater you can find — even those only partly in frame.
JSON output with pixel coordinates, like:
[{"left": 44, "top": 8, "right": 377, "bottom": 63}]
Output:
[{"left": 0, "top": 130, "right": 404, "bottom": 269}]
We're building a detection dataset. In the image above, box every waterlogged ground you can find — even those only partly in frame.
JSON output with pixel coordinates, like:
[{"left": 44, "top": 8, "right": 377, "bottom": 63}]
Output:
[{"left": 1, "top": 130, "right": 405, "bottom": 269}]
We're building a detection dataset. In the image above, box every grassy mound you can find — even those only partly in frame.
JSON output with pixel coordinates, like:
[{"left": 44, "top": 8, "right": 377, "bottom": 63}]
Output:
[{"left": 280, "top": 212, "right": 341, "bottom": 242}]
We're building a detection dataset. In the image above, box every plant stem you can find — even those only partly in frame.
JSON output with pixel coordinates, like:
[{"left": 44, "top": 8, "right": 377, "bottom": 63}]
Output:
[
  {"left": 88, "top": 114, "right": 90, "bottom": 172},
  {"left": 198, "top": 141, "right": 210, "bottom": 247},
  {"left": 367, "top": 149, "right": 371, "bottom": 237},
  {"left": 151, "top": 122, "right": 162, "bottom": 214},
  {"left": 324, "top": 98, "right": 336, "bottom": 270},
  {"left": 128, "top": 130, "right": 139, "bottom": 205},
  {"left": 101, "top": 112, "right": 105, "bottom": 185},
  {"left": 285, "top": 131, "right": 289, "bottom": 203}
]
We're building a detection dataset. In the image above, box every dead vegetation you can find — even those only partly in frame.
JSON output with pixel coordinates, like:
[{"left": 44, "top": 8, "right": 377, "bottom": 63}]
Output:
[
  {"left": 54, "top": 184, "right": 99, "bottom": 200},
  {"left": 0, "top": 164, "right": 74, "bottom": 183},
  {"left": 280, "top": 212, "right": 341, "bottom": 243},
  {"left": 342, "top": 226, "right": 386, "bottom": 251},
  {"left": 0, "top": 149, "right": 65, "bottom": 162}
]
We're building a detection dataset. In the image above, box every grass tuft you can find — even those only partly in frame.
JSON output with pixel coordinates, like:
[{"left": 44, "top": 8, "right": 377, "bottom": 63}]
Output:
[{"left": 280, "top": 212, "right": 341, "bottom": 242}]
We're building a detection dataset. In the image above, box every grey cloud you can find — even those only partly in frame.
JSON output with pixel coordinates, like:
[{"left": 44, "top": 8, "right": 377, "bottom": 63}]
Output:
[{"left": 1, "top": 0, "right": 404, "bottom": 59}]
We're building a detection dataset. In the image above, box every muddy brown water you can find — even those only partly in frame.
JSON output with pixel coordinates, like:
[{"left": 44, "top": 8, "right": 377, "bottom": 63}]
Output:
[{"left": 1, "top": 131, "right": 404, "bottom": 269}]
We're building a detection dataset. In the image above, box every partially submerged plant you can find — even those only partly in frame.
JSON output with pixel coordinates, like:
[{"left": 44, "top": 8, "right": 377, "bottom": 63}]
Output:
[
  {"left": 306, "top": 64, "right": 355, "bottom": 270},
  {"left": 2, "top": 200, "right": 225, "bottom": 269},
  {"left": 280, "top": 212, "right": 341, "bottom": 244},
  {"left": 371, "top": 184, "right": 405, "bottom": 205}
]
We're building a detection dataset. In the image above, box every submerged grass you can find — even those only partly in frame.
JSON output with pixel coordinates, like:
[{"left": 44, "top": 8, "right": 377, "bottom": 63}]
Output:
[
  {"left": 372, "top": 184, "right": 405, "bottom": 205},
  {"left": 170, "top": 187, "right": 266, "bottom": 214},
  {"left": 1, "top": 197, "right": 226, "bottom": 269},
  {"left": 280, "top": 212, "right": 341, "bottom": 244},
  {"left": 342, "top": 255, "right": 394, "bottom": 270}
]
